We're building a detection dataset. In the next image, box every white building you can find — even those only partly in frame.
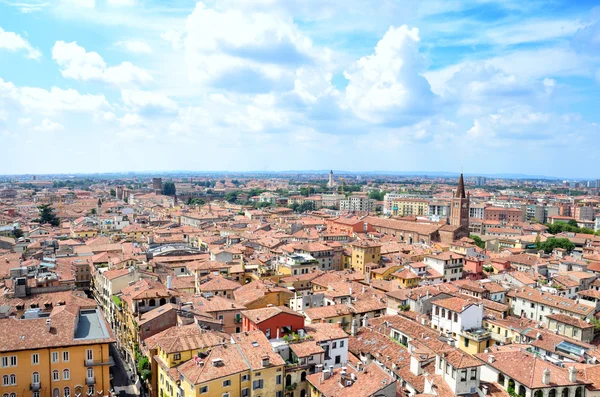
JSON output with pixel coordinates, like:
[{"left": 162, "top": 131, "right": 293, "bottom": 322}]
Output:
[
  {"left": 383, "top": 193, "right": 404, "bottom": 215},
  {"left": 431, "top": 297, "right": 484, "bottom": 337},
  {"left": 424, "top": 251, "right": 464, "bottom": 283},
  {"left": 340, "top": 196, "right": 374, "bottom": 212}
]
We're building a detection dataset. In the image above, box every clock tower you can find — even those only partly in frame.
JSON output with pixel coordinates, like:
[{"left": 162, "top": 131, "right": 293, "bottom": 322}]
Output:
[{"left": 450, "top": 173, "right": 470, "bottom": 230}]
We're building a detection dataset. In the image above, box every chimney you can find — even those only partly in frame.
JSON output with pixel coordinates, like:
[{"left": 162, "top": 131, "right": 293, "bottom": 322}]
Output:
[
  {"left": 569, "top": 366, "right": 577, "bottom": 383},
  {"left": 481, "top": 384, "right": 489, "bottom": 396},
  {"left": 361, "top": 315, "right": 368, "bottom": 328},
  {"left": 488, "top": 355, "right": 495, "bottom": 364},
  {"left": 350, "top": 318, "right": 358, "bottom": 337},
  {"left": 46, "top": 318, "right": 51, "bottom": 332},
  {"left": 167, "top": 275, "right": 172, "bottom": 290},
  {"left": 542, "top": 368, "right": 550, "bottom": 385},
  {"left": 337, "top": 321, "right": 342, "bottom": 329}
]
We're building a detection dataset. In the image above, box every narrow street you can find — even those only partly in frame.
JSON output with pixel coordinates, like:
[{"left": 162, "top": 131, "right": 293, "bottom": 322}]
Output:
[{"left": 110, "top": 339, "right": 139, "bottom": 397}]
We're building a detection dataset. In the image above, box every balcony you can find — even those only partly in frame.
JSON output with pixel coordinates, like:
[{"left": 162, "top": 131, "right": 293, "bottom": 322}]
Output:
[
  {"left": 86, "top": 377, "right": 96, "bottom": 385},
  {"left": 85, "top": 357, "right": 115, "bottom": 366},
  {"left": 234, "top": 317, "right": 242, "bottom": 324},
  {"left": 30, "top": 382, "right": 41, "bottom": 391},
  {"left": 462, "top": 328, "right": 491, "bottom": 342}
]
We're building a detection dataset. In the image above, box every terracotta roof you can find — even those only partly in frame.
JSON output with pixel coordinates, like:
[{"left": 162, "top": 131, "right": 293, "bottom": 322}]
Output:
[{"left": 241, "top": 305, "right": 303, "bottom": 324}]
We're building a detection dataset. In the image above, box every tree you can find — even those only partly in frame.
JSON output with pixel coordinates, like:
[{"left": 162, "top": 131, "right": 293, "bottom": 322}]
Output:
[
  {"left": 369, "top": 191, "right": 385, "bottom": 201},
  {"left": 90, "top": 208, "right": 97, "bottom": 215},
  {"left": 538, "top": 238, "right": 575, "bottom": 254},
  {"left": 110, "top": 188, "right": 116, "bottom": 197},
  {"left": 567, "top": 219, "right": 579, "bottom": 227},
  {"left": 12, "top": 229, "right": 24, "bottom": 239},
  {"left": 299, "top": 201, "right": 314, "bottom": 212},
  {"left": 225, "top": 191, "right": 238, "bottom": 203},
  {"left": 162, "top": 182, "right": 176, "bottom": 196},
  {"left": 470, "top": 234, "right": 485, "bottom": 249},
  {"left": 34, "top": 204, "right": 60, "bottom": 227}
]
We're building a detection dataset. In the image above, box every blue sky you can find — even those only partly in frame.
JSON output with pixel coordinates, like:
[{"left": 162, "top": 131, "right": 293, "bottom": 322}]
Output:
[{"left": 1, "top": 0, "right": 600, "bottom": 178}]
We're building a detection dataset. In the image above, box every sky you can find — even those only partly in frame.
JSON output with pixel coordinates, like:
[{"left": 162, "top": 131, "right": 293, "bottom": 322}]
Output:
[{"left": 1, "top": 0, "right": 600, "bottom": 178}]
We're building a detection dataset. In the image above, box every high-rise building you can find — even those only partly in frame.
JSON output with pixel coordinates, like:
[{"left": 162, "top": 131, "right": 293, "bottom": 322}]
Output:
[
  {"left": 450, "top": 173, "right": 470, "bottom": 231},
  {"left": 475, "top": 176, "right": 486, "bottom": 186},
  {"left": 152, "top": 177, "right": 162, "bottom": 192},
  {"left": 328, "top": 170, "right": 334, "bottom": 188}
]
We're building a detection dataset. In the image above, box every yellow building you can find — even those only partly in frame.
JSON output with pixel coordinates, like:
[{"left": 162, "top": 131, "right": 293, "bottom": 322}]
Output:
[
  {"left": 351, "top": 241, "right": 381, "bottom": 274},
  {"left": 392, "top": 268, "right": 421, "bottom": 288},
  {"left": 0, "top": 304, "right": 114, "bottom": 397},
  {"left": 158, "top": 330, "right": 285, "bottom": 397},
  {"left": 149, "top": 325, "right": 231, "bottom": 397},
  {"left": 70, "top": 226, "right": 99, "bottom": 239},
  {"left": 370, "top": 264, "right": 403, "bottom": 281},
  {"left": 391, "top": 198, "right": 428, "bottom": 217},
  {"left": 458, "top": 331, "right": 495, "bottom": 355}
]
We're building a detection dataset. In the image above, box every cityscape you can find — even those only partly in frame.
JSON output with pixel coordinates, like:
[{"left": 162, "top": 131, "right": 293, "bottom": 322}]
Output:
[{"left": 3, "top": 1, "right": 600, "bottom": 397}]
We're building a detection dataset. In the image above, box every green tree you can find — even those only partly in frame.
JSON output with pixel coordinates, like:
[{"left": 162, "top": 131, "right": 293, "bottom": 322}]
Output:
[
  {"left": 470, "top": 234, "right": 485, "bottom": 249},
  {"left": 538, "top": 238, "right": 575, "bottom": 254},
  {"left": 225, "top": 191, "right": 238, "bottom": 203},
  {"left": 12, "top": 229, "right": 24, "bottom": 239},
  {"left": 299, "top": 201, "right": 314, "bottom": 212},
  {"left": 90, "top": 208, "right": 97, "bottom": 215},
  {"left": 369, "top": 191, "right": 385, "bottom": 201},
  {"left": 110, "top": 188, "right": 116, "bottom": 197},
  {"left": 162, "top": 182, "right": 176, "bottom": 196},
  {"left": 567, "top": 219, "right": 579, "bottom": 227},
  {"left": 34, "top": 204, "right": 60, "bottom": 227}
]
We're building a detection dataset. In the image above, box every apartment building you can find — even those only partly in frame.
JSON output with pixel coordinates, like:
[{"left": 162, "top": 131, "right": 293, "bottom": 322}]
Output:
[
  {"left": 423, "top": 251, "right": 464, "bottom": 283},
  {"left": 339, "top": 196, "right": 374, "bottom": 212},
  {"left": 0, "top": 304, "right": 114, "bottom": 397},
  {"left": 507, "top": 286, "right": 595, "bottom": 322}
]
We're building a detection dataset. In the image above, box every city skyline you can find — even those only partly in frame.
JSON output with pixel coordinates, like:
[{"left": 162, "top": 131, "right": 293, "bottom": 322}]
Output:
[{"left": 2, "top": 0, "right": 600, "bottom": 177}]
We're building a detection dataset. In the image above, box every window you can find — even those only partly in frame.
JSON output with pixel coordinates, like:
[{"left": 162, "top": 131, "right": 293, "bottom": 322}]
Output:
[
  {"left": 222, "top": 394, "right": 230, "bottom": 397},
  {"left": 62, "top": 351, "right": 69, "bottom": 362},
  {"left": 335, "top": 355, "right": 341, "bottom": 364},
  {"left": 252, "top": 379, "right": 264, "bottom": 390},
  {"left": 87, "top": 386, "right": 94, "bottom": 396},
  {"left": 32, "top": 354, "right": 39, "bottom": 365},
  {"left": 174, "top": 353, "right": 181, "bottom": 361},
  {"left": 332, "top": 342, "right": 337, "bottom": 349},
  {"left": 223, "top": 380, "right": 231, "bottom": 387},
  {"left": 53, "top": 370, "right": 60, "bottom": 381},
  {"left": 86, "top": 349, "right": 93, "bottom": 361},
  {"left": 241, "top": 389, "right": 249, "bottom": 397},
  {"left": 1, "top": 356, "right": 17, "bottom": 367},
  {"left": 64, "top": 387, "right": 70, "bottom": 397},
  {"left": 33, "top": 393, "right": 40, "bottom": 397},
  {"left": 241, "top": 374, "right": 250, "bottom": 382},
  {"left": 276, "top": 375, "right": 281, "bottom": 385},
  {"left": 52, "top": 352, "right": 59, "bottom": 363},
  {"left": 32, "top": 372, "right": 40, "bottom": 384},
  {"left": 460, "top": 370, "right": 467, "bottom": 382},
  {"left": 200, "top": 386, "right": 208, "bottom": 394},
  {"left": 2, "top": 375, "right": 9, "bottom": 386},
  {"left": 87, "top": 368, "right": 94, "bottom": 378},
  {"left": 470, "top": 369, "right": 477, "bottom": 380},
  {"left": 340, "top": 340, "right": 344, "bottom": 347},
  {"left": 63, "top": 369, "right": 70, "bottom": 380},
  {"left": 464, "top": 338, "right": 470, "bottom": 347}
]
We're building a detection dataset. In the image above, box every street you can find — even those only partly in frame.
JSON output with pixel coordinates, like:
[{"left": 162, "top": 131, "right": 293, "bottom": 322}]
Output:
[{"left": 110, "top": 344, "right": 139, "bottom": 397}]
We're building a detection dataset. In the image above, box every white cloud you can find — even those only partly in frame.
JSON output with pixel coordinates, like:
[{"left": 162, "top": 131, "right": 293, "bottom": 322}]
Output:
[
  {"left": 0, "top": 77, "right": 110, "bottom": 115},
  {"left": 0, "top": 27, "right": 42, "bottom": 59},
  {"left": 61, "top": 0, "right": 95, "bottom": 7},
  {"left": 52, "top": 41, "right": 152, "bottom": 85},
  {"left": 121, "top": 89, "right": 177, "bottom": 113},
  {"left": 34, "top": 118, "right": 64, "bottom": 132},
  {"left": 115, "top": 40, "right": 152, "bottom": 54},
  {"left": 183, "top": 1, "right": 322, "bottom": 88},
  {"left": 17, "top": 117, "right": 32, "bottom": 125},
  {"left": 160, "top": 30, "right": 182, "bottom": 50},
  {"left": 120, "top": 113, "right": 144, "bottom": 127},
  {"left": 107, "top": 0, "right": 137, "bottom": 6},
  {"left": 343, "top": 25, "right": 435, "bottom": 125}
]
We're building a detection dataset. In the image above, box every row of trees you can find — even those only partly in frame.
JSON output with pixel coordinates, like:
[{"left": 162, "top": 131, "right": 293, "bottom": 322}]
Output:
[{"left": 546, "top": 219, "right": 600, "bottom": 236}]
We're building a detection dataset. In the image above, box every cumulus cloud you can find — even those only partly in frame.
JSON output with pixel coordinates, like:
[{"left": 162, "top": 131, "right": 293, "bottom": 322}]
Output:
[
  {"left": 121, "top": 89, "right": 177, "bottom": 114},
  {"left": 52, "top": 41, "right": 152, "bottom": 85},
  {"left": 0, "top": 27, "right": 42, "bottom": 59},
  {"left": 183, "top": 1, "right": 322, "bottom": 89},
  {"left": 34, "top": 118, "right": 64, "bottom": 132},
  {"left": 115, "top": 40, "right": 152, "bottom": 54},
  {"left": 0, "top": 77, "right": 110, "bottom": 115},
  {"left": 343, "top": 25, "right": 436, "bottom": 125}
]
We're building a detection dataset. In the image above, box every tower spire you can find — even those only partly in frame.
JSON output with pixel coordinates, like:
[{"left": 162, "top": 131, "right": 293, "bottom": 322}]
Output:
[{"left": 456, "top": 173, "right": 466, "bottom": 199}]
